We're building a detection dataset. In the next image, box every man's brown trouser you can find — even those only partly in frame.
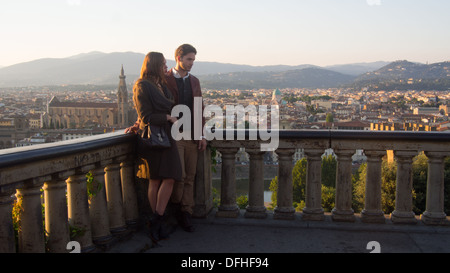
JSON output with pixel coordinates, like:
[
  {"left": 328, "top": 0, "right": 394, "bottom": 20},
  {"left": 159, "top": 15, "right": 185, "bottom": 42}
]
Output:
[{"left": 171, "top": 140, "right": 198, "bottom": 215}]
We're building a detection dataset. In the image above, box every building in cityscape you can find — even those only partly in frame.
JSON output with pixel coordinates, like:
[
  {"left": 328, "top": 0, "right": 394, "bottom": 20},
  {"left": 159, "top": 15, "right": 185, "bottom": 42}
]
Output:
[
  {"left": 117, "top": 65, "right": 129, "bottom": 128},
  {"left": 44, "top": 67, "right": 133, "bottom": 129},
  {"left": 0, "top": 67, "right": 136, "bottom": 149},
  {"left": 0, "top": 116, "right": 28, "bottom": 149}
]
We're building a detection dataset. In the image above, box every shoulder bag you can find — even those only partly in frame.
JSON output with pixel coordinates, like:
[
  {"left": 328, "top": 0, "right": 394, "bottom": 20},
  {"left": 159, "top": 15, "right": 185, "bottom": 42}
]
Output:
[{"left": 137, "top": 124, "right": 171, "bottom": 152}]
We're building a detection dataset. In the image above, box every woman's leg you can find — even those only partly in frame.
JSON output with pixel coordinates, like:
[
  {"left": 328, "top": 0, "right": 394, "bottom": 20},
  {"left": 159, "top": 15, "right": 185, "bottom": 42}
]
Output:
[
  {"left": 148, "top": 179, "right": 161, "bottom": 213},
  {"left": 155, "top": 178, "right": 175, "bottom": 216},
  {"left": 148, "top": 178, "right": 175, "bottom": 241}
]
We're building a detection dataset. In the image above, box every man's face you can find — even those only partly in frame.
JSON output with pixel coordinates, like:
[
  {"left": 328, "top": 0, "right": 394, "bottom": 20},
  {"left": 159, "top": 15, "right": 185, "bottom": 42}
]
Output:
[{"left": 177, "top": 52, "right": 196, "bottom": 72}]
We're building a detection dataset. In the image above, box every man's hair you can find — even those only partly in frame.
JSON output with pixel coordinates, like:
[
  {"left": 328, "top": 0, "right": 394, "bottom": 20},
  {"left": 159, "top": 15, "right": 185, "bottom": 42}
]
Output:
[{"left": 175, "top": 44, "right": 197, "bottom": 59}]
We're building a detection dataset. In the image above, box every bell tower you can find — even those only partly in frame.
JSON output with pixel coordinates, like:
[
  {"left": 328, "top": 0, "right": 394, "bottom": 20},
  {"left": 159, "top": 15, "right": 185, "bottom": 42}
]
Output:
[{"left": 117, "top": 65, "right": 129, "bottom": 127}]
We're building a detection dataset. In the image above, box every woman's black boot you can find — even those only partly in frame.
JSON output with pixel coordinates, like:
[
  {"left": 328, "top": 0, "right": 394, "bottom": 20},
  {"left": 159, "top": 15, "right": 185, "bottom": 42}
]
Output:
[
  {"left": 149, "top": 213, "right": 163, "bottom": 242},
  {"left": 159, "top": 213, "right": 171, "bottom": 240}
]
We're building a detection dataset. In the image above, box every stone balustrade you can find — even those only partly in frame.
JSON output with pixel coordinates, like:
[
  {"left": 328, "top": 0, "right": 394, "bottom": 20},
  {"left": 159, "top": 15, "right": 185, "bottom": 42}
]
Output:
[
  {"left": 211, "top": 130, "right": 450, "bottom": 226},
  {"left": 0, "top": 129, "right": 449, "bottom": 253},
  {"left": 0, "top": 132, "right": 139, "bottom": 253}
]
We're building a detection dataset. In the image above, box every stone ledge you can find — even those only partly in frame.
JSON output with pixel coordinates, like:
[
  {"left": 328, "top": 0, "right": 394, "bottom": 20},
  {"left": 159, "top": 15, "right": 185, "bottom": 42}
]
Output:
[{"left": 200, "top": 209, "right": 450, "bottom": 235}]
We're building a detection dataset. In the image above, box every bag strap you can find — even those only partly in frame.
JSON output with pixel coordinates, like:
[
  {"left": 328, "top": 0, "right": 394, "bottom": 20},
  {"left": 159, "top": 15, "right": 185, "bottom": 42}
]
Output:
[{"left": 141, "top": 124, "right": 152, "bottom": 138}]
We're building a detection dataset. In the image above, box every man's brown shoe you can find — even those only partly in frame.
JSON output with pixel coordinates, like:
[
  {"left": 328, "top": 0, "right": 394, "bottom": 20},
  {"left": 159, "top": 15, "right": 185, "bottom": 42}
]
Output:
[{"left": 181, "top": 211, "right": 195, "bottom": 232}]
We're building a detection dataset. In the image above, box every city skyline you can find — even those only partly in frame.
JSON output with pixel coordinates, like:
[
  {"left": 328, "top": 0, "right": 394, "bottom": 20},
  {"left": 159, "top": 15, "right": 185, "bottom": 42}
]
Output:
[{"left": 1, "top": 0, "right": 449, "bottom": 68}]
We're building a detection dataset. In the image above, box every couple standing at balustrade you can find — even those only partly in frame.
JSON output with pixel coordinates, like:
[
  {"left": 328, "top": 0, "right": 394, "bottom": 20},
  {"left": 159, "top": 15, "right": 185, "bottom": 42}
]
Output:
[{"left": 125, "top": 44, "right": 207, "bottom": 243}]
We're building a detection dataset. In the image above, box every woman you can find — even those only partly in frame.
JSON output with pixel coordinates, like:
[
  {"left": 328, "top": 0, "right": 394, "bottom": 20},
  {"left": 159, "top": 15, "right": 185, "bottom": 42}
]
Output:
[{"left": 131, "top": 52, "right": 182, "bottom": 242}]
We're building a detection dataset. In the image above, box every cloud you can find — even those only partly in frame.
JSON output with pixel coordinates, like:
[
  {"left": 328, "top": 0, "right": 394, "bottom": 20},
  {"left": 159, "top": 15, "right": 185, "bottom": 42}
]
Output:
[{"left": 366, "top": 0, "right": 381, "bottom": 6}]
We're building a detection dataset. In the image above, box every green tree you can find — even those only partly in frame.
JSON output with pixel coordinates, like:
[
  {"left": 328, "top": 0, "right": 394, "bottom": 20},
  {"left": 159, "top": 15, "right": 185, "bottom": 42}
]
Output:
[
  {"left": 269, "top": 158, "right": 307, "bottom": 210},
  {"left": 381, "top": 160, "right": 397, "bottom": 214},
  {"left": 321, "top": 154, "right": 337, "bottom": 187},
  {"left": 321, "top": 185, "right": 336, "bottom": 212},
  {"left": 269, "top": 156, "right": 337, "bottom": 212},
  {"left": 352, "top": 163, "right": 366, "bottom": 213},
  {"left": 268, "top": 176, "right": 278, "bottom": 210},
  {"left": 325, "top": 113, "right": 334, "bottom": 123},
  {"left": 352, "top": 153, "right": 450, "bottom": 215},
  {"left": 236, "top": 195, "right": 249, "bottom": 209},
  {"left": 292, "top": 158, "right": 308, "bottom": 202},
  {"left": 270, "top": 153, "right": 450, "bottom": 215},
  {"left": 352, "top": 159, "right": 397, "bottom": 214},
  {"left": 412, "top": 152, "right": 428, "bottom": 214},
  {"left": 306, "top": 105, "right": 316, "bottom": 115}
]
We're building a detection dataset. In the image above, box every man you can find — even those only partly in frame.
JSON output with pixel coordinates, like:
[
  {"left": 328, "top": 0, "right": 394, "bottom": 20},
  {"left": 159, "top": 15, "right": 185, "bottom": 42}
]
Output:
[{"left": 166, "top": 44, "right": 207, "bottom": 232}]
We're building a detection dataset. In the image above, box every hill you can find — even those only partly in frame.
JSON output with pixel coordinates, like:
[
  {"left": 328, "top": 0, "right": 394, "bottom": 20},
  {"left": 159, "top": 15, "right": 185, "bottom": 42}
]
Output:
[
  {"left": 0, "top": 52, "right": 447, "bottom": 90},
  {"left": 350, "top": 60, "right": 450, "bottom": 91},
  {"left": 0, "top": 51, "right": 382, "bottom": 88},
  {"left": 198, "top": 67, "right": 356, "bottom": 89},
  {"left": 325, "top": 61, "right": 390, "bottom": 76},
  {"left": 0, "top": 52, "right": 148, "bottom": 87}
]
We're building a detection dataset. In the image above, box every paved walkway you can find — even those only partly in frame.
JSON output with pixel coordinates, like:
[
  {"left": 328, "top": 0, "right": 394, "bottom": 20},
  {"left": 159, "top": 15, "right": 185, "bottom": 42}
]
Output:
[{"left": 108, "top": 210, "right": 450, "bottom": 253}]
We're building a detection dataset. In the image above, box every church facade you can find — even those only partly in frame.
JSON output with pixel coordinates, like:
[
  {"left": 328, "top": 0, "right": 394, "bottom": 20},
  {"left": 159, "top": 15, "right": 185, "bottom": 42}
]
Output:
[{"left": 44, "top": 66, "right": 134, "bottom": 129}]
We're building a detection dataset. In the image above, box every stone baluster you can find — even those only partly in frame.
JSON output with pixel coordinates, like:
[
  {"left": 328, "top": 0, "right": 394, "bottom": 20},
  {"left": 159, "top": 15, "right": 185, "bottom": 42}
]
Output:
[
  {"left": 104, "top": 161, "right": 127, "bottom": 235},
  {"left": 245, "top": 149, "right": 267, "bottom": 219},
  {"left": 88, "top": 162, "right": 113, "bottom": 246},
  {"left": 67, "top": 168, "right": 95, "bottom": 252},
  {"left": 44, "top": 171, "right": 72, "bottom": 253},
  {"left": 274, "top": 149, "right": 295, "bottom": 220},
  {"left": 361, "top": 150, "right": 386, "bottom": 223},
  {"left": 216, "top": 148, "right": 240, "bottom": 218},
  {"left": 193, "top": 147, "right": 214, "bottom": 218},
  {"left": 332, "top": 149, "right": 355, "bottom": 222},
  {"left": 16, "top": 177, "right": 48, "bottom": 253},
  {"left": 302, "top": 149, "right": 325, "bottom": 221},
  {"left": 421, "top": 152, "right": 448, "bottom": 225},
  {"left": 120, "top": 157, "right": 139, "bottom": 229},
  {"left": 0, "top": 190, "right": 16, "bottom": 253},
  {"left": 391, "top": 151, "right": 418, "bottom": 224}
]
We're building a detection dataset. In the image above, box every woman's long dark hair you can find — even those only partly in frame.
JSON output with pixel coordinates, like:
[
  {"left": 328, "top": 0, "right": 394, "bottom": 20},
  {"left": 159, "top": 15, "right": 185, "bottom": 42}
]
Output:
[{"left": 140, "top": 52, "right": 167, "bottom": 86}]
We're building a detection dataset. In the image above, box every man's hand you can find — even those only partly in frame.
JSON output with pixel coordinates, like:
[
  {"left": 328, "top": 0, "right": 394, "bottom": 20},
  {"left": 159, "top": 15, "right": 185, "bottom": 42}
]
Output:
[
  {"left": 198, "top": 138, "right": 207, "bottom": 152},
  {"left": 167, "top": 115, "right": 178, "bottom": 124}
]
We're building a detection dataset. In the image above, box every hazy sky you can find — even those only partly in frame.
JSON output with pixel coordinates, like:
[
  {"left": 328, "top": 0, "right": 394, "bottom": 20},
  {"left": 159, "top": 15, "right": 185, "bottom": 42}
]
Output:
[{"left": 1, "top": 0, "right": 449, "bottom": 67}]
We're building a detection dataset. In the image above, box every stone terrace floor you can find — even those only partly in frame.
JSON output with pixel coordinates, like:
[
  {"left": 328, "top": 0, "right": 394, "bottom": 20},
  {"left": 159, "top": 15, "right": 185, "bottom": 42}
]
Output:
[{"left": 107, "top": 209, "right": 450, "bottom": 254}]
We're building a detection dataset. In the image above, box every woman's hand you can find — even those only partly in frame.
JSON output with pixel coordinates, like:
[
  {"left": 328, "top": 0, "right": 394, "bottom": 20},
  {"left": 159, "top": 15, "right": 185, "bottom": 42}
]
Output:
[{"left": 124, "top": 122, "right": 139, "bottom": 134}]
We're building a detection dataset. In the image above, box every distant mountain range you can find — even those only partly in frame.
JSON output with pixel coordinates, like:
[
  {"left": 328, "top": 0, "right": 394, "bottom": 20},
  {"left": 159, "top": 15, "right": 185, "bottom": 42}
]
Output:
[
  {"left": 0, "top": 51, "right": 448, "bottom": 90},
  {"left": 0, "top": 52, "right": 147, "bottom": 87},
  {"left": 350, "top": 60, "right": 450, "bottom": 91},
  {"left": 200, "top": 60, "right": 449, "bottom": 90},
  {"left": 199, "top": 68, "right": 356, "bottom": 89}
]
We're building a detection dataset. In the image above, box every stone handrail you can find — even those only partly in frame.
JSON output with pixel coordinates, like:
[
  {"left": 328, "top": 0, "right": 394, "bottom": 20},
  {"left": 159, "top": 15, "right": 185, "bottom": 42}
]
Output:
[
  {"left": 0, "top": 132, "right": 139, "bottom": 253},
  {"left": 210, "top": 130, "right": 450, "bottom": 225}
]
